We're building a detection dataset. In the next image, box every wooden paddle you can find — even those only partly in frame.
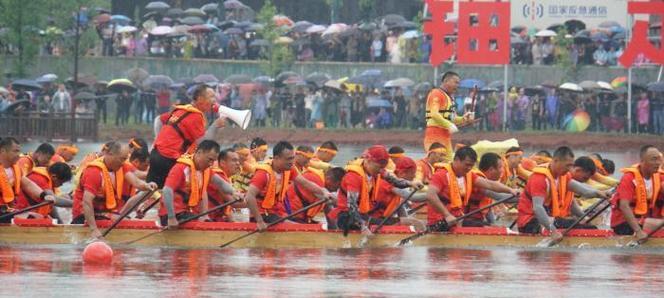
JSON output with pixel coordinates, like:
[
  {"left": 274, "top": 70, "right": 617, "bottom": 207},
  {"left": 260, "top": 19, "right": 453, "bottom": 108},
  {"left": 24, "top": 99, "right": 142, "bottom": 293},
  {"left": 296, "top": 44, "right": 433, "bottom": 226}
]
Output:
[
  {"left": 372, "top": 187, "right": 421, "bottom": 234},
  {"left": 407, "top": 202, "right": 427, "bottom": 216},
  {"left": 101, "top": 189, "right": 157, "bottom": 238},
  {"left": 537, "top": 197, "right": 610, "bottom": 248},
  {"left": 219, "top": 198, "right": 327, "bottom": 248},
  {"left": 122, "top": 198, "right": 242, "bottom": 245},
  {"left": 397, "top": 194, "right": 516, "bottom": 246},
  {"left": 0, "top": 201, "right": 53, "bottom": 221}
]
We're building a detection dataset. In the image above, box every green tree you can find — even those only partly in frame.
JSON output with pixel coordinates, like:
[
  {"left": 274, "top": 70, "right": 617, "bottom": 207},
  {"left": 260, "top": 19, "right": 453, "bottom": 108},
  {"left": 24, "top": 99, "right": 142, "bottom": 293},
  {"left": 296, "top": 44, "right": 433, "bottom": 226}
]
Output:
[{"left": 256, "top": 0, "right": 294, "bottom": 77}]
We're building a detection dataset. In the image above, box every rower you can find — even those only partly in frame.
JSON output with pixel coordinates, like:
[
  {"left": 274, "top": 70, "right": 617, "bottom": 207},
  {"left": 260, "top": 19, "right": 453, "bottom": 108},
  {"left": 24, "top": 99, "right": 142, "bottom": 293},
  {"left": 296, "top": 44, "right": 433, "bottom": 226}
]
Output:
[
  {"left": 51, "top": 144, "right": 78, "bottom": 164},
  {"left": 128, "top": 137, "right": 148, "bottom": 155},
  {"left": 329, "top": 145, "right": 422, "bottom": 235},
  {"left": 370, "top": 157, "right": 427, "bottom": 231},
  {"left": 244, "top": 141, "right": 335, "bottom": 231},
  {"left": 530, "top": 150, "right": 552, "bottom": 165},
  {"left": 464, "top": 153, "right": 517, "bottom": 225},
  {"left": 15, "top": 162, "right": 73, "bottom": 221},
  {"left": 294, "top": 145, "right": 315, "bottom": 174},
  {"left": 120, "top": 149, "right": 152, "bottom": 206},
  {"left": 309, "top": 141, "right": 338, "bottom": 172},
  {"left": 501, "top": 147, "right": 524, "bottom": 188},
  {"left": 149, "top": 84, "right": 226, "bottom": 188},
  {"left": 0, "top": 137, "right": 56, "bottom": 223},
  {"left": 285, "top": 167, "right": 346, "bottom": 224},
  {"left": 426, "top": 147, "right": 518, "bottom": 230},
  {"left": 17, "top": 143, "right": 55, "bottom": 175},
  {"left": 570, "top": 157, "right": 597, "bottom": 183},
  {"left": 386, "top": 146, "right": 405, "bottom": 172},
  {"left": 610, "top": 145, "right": 664, "bottom": 243},
  {"left": 250, "top": 137, "right": 268, "bottom": 163},
  {"left": 231, "top": 143, "right": 255, "bottom": 193},
  {"left": 416, "top": 142, "right": 447, "bottom": 185},
  {"left": 517, "top": 146, "right": 610, "bottom": 241},
  {"left": 71, "top": 142, "right": 157, "bottom": 239},
  {"left": 207, "top": 148, "right": 245, "bottom": 222}
]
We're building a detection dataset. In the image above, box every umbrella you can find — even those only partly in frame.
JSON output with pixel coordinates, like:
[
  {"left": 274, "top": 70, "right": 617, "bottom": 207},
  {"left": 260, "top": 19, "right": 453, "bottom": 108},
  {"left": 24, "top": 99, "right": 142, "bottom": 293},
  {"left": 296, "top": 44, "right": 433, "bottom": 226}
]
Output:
[
  {"left": 547, "top": 23, "right": 564, "bottom": 32},
  {"left": 245, "top": 23, "right": 264, "bottom": 32},
  {"left": 224, "top": 0, "right": 245, "bottom": 10},
  {"left": 107, "top": 79, "right": 136, "bottom": 93},
  {"left": 359, "top": 22, "right": 377, "bottom": 31},
  {"left": 384, "top": 78, "right": 415, "bottom": 88},
  {"left": 306, "top": 25, "right": 326, "bottom": 34},
  {"left": 224, "top": 27, "right": 243, "bottom": 35},
  {"left": 367, "top": 98, "right": 393, "bottom": 108},
  {"left": 143, "top": 75, "right": 174, "bottom": 90},
  {"left": 276, "top": 71, "right": 299, "bottom": 83},
  {"left": 189, "top": 24, "right": 213, "bottom": 33},
  {"left": 117, "top": 26, "right": 137, "bottom": 34},
  {"left": 459, "top": 79, "right": 485, "bottom": 89},
  {"left": 150, "top": 25, "right": 173, "bottom": 36},
  {"left": 535, "top": 29, "right": 557, "bottom": 37},
  {"left": 283, "top": 76, "right": 305, "bottom": 85},
  {"left": 590, "top": 31, "right": 609, "bottom": 42},
  {"left": 612, "top": 31, "right": 626, "bottom": 40},
  {"left": 166, "top": 8, "right": 184, "bottom": 18},
  {"left": 599, "top": 21, "right": 621, "bottom": 28},
  {"left": 3, "top": 100, "right": 31, "bottom": 114},
  {"left": 578, "top": 80, "right": 601, "bottom": 90},
  {"left": 323, "top": 80, "right": 343, "bottom": 91},
  {"left": 146, "top": 1, "right": 170, "bottom": 12},
  {"left": 559, "top": 82, "right": 583, "bottom": 92},
  {"left": 274, "top": 36, "right": 293, "bottom": 44},
  {"left": 201, "top": 3, "right": 219, "bottom": 14},
  {"left": 180, "top": 16, "right": 205, "bottom": 25},
  {"left": 511, "top": 26, "right": 527, "bottom": 34},
  {"left": 73, "top": 91, "right": 97, "bottom": 101},
  {"left": 273, "top": 15, "right": 294, "bottom": 27},
  {"left": 250, "top": 39, "right": 270, "bottom": 47},
  {"left": 110, "top": 15, "right": 131, "bottom": 25},
  {"left": 95, "top": 13, "right": 111, "bottom": 24},
  {"left": 184, "top": 8, "right": 206, "bottom": 17},
  {"left": 11, "top": 79, "right": 42, "bottom": 91},
  {"left": 383, "top": 14, "right": 406, "bottom": 26},
  {"left": 253, "top": 76, "right": 273, "bottom": 86},
  {"left": 292, "top": 21, "right": 313, "bottom": 33},
  {"left": 647, "top": 82, "right": 664, "bottom": 92},
  {"left": 125, "top": 67, "right": 149, "bottom": 84},
  {"left": 36, "top": 73, "right": 58, "bottom": 84},
  {"left": 414, "top": 82, "right": 432, "bottom": 92},
  {"left": 393, "top": 21, "right": 418, "bottom": 30},
  {"left": 564, "top": 19, "right": 586, "bottom": 33},
  {"left": 400, "top": 30, "right": 420, "bottom": 39},
  {"left": 193, "top": 74, "right": 219, "bottom": 84},
  {"left": 563, "top": 110, "right": 591, "bottom": 132},
  {"left": 611, "top": 76, "right": 627, "bottom": 88},
  {"left": 224, "top": 74, "right": 252, "bottom": 84},
  {"left": 524, "top": 86, "right": 545, "bottom": 96},
  {"left": 597, "top": 81, "right": 613, "bottom": 91},
  {"left": 65, "top": 74, "right": 97, "bottom": 89},
  {"left": 322, "top": 23, "right": 348, "bottom": 36},
  {"left": 143, "top": 11, "right": 159, "bottom": 19},
  {"left": 305, "top": 72, "right": 331, "bottom": 87}
]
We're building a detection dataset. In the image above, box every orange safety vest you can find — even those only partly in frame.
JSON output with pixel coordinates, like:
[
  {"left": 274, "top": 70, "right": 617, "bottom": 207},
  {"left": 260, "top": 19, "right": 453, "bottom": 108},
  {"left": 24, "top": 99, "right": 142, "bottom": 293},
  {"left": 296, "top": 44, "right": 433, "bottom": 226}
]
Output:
[
  {"left": 344, "top": 163, "right": 381, "bottom": 214},
  {"left": 441, "top": 163, "right": 474, "bottom": 209},
  {"left": 256, "top": 164, "right": 292, "bottom": 210},
  {"left": 210, "top": 166, "right": 232, "bottom": 216},
  {"left": 425, "top": 88, "right": 456, "bottom": 123},
  {"left": 472, "top": 170, "right": 493, "bottom": 210},
  {"left": 18, "top": 154, "right": 35, "bottom": 175},
  {"left": 167, "top": 104, "right": 207, "bottom": 154},
  {"left": 86, "top": 158, "right": 124, "bottom": 211},
  {"left": 176, "top": 155, "right": 211, "bottom": 208},
  {"left": 28, "top": 167, "right": 54, "bottom": 217},
  {"left": 0, "top": 164, "right": 22, "bottom": 204},
  {"left": 621, "top": 166, "right": 662, "bottom": 216},
  {"left": 417, "top": 158, "right": 435, "bottom": 184},
  {"left": 531, "top": 167, "right": 574, "bottom": 217},
  {"left": 302, "top": 167, "right": 327, "bottom": 218}
]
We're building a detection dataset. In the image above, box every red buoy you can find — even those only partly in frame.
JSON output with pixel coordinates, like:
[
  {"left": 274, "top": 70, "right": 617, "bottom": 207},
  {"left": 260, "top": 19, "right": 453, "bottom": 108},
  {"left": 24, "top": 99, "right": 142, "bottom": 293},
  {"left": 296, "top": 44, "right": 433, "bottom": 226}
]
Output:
[{"left": 82, "top": 241, "right": 114, "bottom": 265}]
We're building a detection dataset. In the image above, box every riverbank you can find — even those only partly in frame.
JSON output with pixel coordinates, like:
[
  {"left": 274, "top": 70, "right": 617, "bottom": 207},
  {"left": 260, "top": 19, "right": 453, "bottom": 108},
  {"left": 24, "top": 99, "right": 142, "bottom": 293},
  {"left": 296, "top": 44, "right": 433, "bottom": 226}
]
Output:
[{"left": 99, "top": 124, "right": 661, "bottom": 151}]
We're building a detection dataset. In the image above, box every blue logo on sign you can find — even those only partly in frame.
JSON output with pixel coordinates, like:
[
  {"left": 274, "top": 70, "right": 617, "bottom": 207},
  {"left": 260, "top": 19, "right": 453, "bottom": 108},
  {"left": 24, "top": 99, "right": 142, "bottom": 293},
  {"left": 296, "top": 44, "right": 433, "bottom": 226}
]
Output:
[{"left": 522, "top": 3, "right": 544, "bottom": 20}]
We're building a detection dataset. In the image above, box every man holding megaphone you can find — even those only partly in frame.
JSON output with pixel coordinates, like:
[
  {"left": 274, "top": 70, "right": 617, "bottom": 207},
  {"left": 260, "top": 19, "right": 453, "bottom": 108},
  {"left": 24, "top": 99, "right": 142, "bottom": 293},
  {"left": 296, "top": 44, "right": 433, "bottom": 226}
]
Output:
[{"left": 149, "top": 84, "right": 229, "bottom": 188}]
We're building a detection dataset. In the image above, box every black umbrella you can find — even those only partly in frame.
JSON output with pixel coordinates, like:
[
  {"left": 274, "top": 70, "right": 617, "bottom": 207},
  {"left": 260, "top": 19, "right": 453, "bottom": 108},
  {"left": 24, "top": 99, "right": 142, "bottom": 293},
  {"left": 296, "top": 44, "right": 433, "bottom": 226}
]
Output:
[
  {"left": 3, "top": 99, "right": 32, "bottom": 114},
  {"left": 180, "top": 16, "right": 205, "bottom": 25},
  {"left": 146, "top": 1, "right": 170, "bottom": 12},
  {"left": 201, "top": 3, "right": 219, "bottom": 14},
  {"left": 564, "top": 19, "right": 586, "bottom": 33},
  {"left": 11, "top": 79, "right": 42, "bottom": 91},
  {"left": 166, "top": 8, "right": 184, "bottom": 18},
  {"left": 383, "top": 14, "right": 406, "bottom": 26},
  {"left": 143, "top": 75, "right": 174, "bottom": 90},
  {"left": 224, "top": 74, "right": 252, "bottom": 84},
  {"left": 547, "top": 23, "right": 564, "bottom": 32},
  {"left": 647, "top": 82, "right": 664, "bottom": 92},
  {"left": 291, "top": 21, "right": 312, "bottom": 33},
  {"left": 276, "top": 71, "right": 299, "bottom": 83},
  {"left": 193, "top": 74, "right": 219, "bottom": 84},
  {"left": 73, "top": 91, "right": 97, "bottom": 101}
]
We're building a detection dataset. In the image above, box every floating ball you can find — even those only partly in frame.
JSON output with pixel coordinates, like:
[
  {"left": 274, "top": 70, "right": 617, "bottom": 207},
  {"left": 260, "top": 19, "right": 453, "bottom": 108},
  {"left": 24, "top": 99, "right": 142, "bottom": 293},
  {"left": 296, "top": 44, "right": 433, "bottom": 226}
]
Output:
[{"left": 82, "top": 241, "right": 114, "bottom": 265}]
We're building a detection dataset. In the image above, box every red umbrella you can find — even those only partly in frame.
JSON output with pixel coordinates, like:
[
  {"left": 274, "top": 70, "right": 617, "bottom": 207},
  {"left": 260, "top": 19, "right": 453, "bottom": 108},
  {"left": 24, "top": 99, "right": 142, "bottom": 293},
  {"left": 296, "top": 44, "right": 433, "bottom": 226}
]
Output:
[{"left": 188, "top": 24, "right": 212, "bottom": 33}]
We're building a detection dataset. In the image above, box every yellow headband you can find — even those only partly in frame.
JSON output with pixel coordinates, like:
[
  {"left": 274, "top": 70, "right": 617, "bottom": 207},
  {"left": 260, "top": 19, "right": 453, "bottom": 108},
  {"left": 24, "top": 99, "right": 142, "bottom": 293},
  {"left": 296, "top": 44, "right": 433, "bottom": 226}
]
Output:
[
  {"left": 296, "top": 150, "right": 315, "bottom": 159},
  {"left": 317, "top": 147, "right": 337, "bottom": 156},
  {"left": 57, "top": 145, "right": 79, "bottom": 154},
  {"left": 389, "top": 153, "right": 405, "bottom": 158},
  {"left": 428, "top": 148, "right": 447, "bottom": 154},
  {"left": 505, "top": 151, "right": 523, "bottom": 157},
  {"left": 251, "top": 145, "right": 268, "bottom": 152},
  {"left": 129, "top": 139, "right": 142, "bottom": 149}
]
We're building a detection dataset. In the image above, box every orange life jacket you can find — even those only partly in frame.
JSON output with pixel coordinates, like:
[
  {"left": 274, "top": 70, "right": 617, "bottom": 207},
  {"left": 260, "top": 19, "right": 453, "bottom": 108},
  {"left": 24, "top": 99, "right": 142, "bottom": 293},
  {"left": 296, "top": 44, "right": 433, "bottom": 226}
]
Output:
[
  {"left": 18, "top": 154, "right": 35, "bottom": 175},
  {"left": 211, "top": 166, "right": 232, "bottom": 216},
  {"left": 344, "top": 163, "right": 381, "bottom": 214},
  {"left": 417, "top": 158, "right": 435, "bottom": 184},
  {"left": 425, "top": 88, "right": 456, "bottom": 122},
  {"left": 176, "top": 155, "right": 211, "bottom": 208},
  {"left": 86, "top": 158, "right": 124, "bottom": 211},
  {"left": 621, "top": 166, "right": 662, "bottom": 216},
  {"left": 28, "top": 167, "right": 54, "bottom": 217},
  {"left": 167, "top": 104, "right": 207, "bottom": 154},
  {"left": 441, "top": 163, "right": 474, "bottom": 209},
  {"left": 0, "top": 163, "right": 22, "bottom": 204},
  {"left": 255, "top": 164, "right": 292, "bottom": 210},
  {"left": 531, "top": 167, "right": 574, "bottom": 217}
]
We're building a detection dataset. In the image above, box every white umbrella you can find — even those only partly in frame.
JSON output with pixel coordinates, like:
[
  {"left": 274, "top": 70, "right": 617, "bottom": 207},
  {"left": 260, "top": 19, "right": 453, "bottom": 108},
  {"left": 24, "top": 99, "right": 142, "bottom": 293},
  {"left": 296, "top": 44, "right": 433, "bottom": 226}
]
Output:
[
  {"left": 578, "top": 80, "right": 601, "bottom": 90},
  {"left": 117, "top": 26, "right": 137, "bottom": 34},
  {"left": 400, "top": 30, "right": 420, "bottom": 39},
  {"left": 535, "top": 29, "right": 557, "bottom": 37},
  {"left": 322, "top": 23, "right": 348, "bottom": 36},
  {"left": 384, "top": 78, "right": 415, "bottom": 88},
  {"left": 150, "top": 26, "right": 173, "bottom": 36},
  {"left": 324, "top": 80, "right": 343, "bottom": 90},
  {"left": 306, "top": 25, "right": 326, "bottom": 34},
  {"left": 597, "top": 81, "right": 613, "bottom": 91},
  {"left": 559, "top": 82, "right": 583, "bottom": 92}
]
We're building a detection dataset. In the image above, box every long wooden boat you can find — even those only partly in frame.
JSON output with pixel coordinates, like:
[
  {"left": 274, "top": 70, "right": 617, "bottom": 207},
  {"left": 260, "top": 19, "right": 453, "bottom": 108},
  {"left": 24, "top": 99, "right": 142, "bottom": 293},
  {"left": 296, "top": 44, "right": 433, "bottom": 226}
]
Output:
[{"left": 1, "top": 218, "right": 663, "bottom": 249}]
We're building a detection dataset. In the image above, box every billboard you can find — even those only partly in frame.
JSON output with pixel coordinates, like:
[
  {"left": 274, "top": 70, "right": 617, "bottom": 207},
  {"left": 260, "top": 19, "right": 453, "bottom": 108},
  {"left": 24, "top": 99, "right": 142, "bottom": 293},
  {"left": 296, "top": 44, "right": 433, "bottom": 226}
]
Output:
[{"left": 510, "top": 0, "right": 628, "bottom": 29}]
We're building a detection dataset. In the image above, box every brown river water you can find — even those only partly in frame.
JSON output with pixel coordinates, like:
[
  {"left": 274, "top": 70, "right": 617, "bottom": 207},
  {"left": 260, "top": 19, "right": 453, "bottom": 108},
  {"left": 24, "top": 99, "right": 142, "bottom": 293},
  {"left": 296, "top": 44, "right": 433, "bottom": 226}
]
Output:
[{"left": 4, "top": 142, "right": 657, "bottom": 297}]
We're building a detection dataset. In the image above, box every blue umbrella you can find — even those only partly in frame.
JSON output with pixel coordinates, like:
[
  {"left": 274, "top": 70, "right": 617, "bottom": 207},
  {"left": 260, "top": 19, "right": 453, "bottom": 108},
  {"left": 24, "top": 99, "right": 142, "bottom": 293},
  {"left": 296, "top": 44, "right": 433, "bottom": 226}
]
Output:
[
  {"left": 459, "top": 78, "right": 485, "bottom": 89},
  {"left": 111, "top": 15, "right": 131, "bottom": 25}
]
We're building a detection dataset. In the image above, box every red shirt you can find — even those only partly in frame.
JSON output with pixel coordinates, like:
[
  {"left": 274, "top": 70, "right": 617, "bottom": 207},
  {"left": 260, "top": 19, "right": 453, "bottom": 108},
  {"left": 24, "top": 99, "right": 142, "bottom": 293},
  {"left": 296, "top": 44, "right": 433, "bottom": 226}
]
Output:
[
  {"left": 250, "top": 167, "right": 299, "bottom": 216},
  {"left": 610, "top": 172, "right": 664, "bottom": 227},
  {"left": 329, "top": 171, "right": 366, "bottom": 220},
  {"left": 208, "top": 169, "right": 230, "bottom": 222},
  {"left": 516, "top": 173, "right": 549, "bottom": 228},
  {"left": 427, "top": 168, "right": 478, "bottom": 225},
  {"left": 159, "top": 163, "right": 204, "bottom": 217},
  {"left": 157, "top": 90, "right": 171, "bottom": 108},
  {"left": 72, "top": 163, "right": 133, "bottom": 219},
  {"left": 285, "top": 171, "right": 324, "bottom": 221},
  {"left": 154, "top": 109, "right": 206, "bottom": 159},
  {"left": 121, "top": 162, "right": 137, "bottom": 197},
  {"left": 15, "top": 172, "right": 51, "bottom": 210}
]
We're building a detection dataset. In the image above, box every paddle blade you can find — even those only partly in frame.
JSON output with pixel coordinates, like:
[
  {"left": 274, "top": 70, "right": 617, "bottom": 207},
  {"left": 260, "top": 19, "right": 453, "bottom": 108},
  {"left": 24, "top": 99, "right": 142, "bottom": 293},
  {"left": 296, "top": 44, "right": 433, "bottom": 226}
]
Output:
[{"left": 535, "top": 237, "right": 556, "bottom": 248}]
